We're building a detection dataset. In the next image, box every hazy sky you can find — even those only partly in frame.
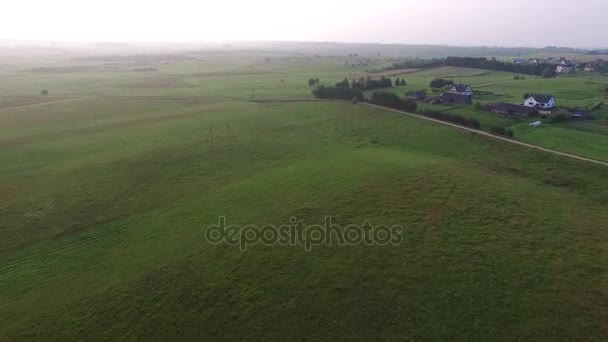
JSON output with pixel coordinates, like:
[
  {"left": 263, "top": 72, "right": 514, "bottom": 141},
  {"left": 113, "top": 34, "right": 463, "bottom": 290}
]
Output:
[{"left": 3, "top": 0, "right": 607, "bottom": 47}]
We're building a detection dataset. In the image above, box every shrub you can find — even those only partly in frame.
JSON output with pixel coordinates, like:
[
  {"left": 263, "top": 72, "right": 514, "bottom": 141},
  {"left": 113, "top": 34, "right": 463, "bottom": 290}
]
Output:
[
  {"left": 589, "top": 102, "right": 604, "bottom": 111},
  {"left": 370, "top": 91, "right": 417, "bottom": 112},
  {"left": 40, "top": 89, "right": 49, "bottom": 96},
  {"left": 335, "top": 78, "right": 350, "bottom": 88},
  {"left": 490, "top": 126, "right": 506, "bottom": 135}
]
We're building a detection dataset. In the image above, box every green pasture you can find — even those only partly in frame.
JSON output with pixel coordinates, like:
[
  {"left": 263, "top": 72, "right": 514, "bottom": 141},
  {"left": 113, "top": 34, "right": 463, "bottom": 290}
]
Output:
[{"left": 0, "top": 52, "right": 607, "bottom": 340}]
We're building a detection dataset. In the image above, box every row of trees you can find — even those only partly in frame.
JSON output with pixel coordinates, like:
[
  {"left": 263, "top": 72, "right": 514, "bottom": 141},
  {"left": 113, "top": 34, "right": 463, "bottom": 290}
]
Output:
[
  {"left": 420, "top": 109, "right": 481, "bottom": 129},
  {"left": 310, "top": 76, "right": 408, "bottom": 91},
  {"left": 342, "top": 76, "right": 405, "bottom": 91},
  {"left": 369, "top": 91, "right": 417, "bottom": 112},
  {"left": 311, "top": 86, "right": 364, "bottom": 101},
  {"left": 443, "top": 57, "right": 556, "bottom": 77},
  {"left": 368, "top": 58, "right": 444, "bottom": 73},
  {"left": 430, "top": 78, "right": 454, "bottom": 88}
]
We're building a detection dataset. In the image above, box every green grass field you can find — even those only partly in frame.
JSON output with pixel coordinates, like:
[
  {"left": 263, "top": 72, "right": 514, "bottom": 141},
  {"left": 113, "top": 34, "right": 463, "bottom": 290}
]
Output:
[{"left": 1, "top": 51, "right": 608, "bottom": 340}]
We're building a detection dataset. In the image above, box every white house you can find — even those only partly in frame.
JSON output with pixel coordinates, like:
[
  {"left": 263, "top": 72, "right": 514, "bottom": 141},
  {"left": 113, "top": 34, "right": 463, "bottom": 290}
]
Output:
[
  {"left": 584, "top": 63, "right": 599, "bottom": 72},
  {"left": 556, "top": 65, "right": 574, "bottom": 73},
  {"left": 449, "top": 84, "right": 473, "bottom": 96},
  {"left": 524, "top": 94, "right": 556, "bottom": 109}
]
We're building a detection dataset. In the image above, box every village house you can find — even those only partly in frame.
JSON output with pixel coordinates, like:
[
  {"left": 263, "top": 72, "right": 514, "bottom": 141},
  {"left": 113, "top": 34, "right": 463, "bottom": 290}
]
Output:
[
  {"left": 556, "top": 64, "right": 574, "bottom": 73},
  {"left": 524, "top": 94, "right": 556, "bottom": 109},
  {"left": 584, "top": 63, "right": 599, "bottom": 72},
  {"left": 448, "top": 83, "right": 473, "bottom": 96},
  {"left": 528, "top": 58, "right": 546, "bottom": 65},
  {"left": 486, "top": 103, "right": 538, "bottom": 117},
  {"left": 440, "top": 92, "right": 472, "bottom": 104}
]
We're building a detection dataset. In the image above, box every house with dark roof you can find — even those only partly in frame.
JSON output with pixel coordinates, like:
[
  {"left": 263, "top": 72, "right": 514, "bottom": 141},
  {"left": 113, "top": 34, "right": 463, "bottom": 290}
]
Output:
[
  {"left": 486, "top": 103, "right": 538, "bottom": 117},
  {"left": 584, "top": 63, "right": 599, "bottom": 72},
  {"left": 528, "top": 58, "right": 546, "bottom": 65},
  {"left": 556, "top": 64, "right": 574, "bottom": 73},
  {"left": 524, "top": 94, "right": 556, "bottom": 109},
  {"left": 440, "top": 92, "right": 472, "bottom": 104},
  {"left": 448, "top": 83, "right": 473, "bottom": 96},
  {"left": 405, "top": 90, "right": 427, "bottom": 101}
]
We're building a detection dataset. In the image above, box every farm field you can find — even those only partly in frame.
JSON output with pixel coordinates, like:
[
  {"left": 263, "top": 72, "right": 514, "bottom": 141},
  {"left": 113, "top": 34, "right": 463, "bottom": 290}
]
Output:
[{"left": 1, "top": 51, "right": 608, "bottom": 340}]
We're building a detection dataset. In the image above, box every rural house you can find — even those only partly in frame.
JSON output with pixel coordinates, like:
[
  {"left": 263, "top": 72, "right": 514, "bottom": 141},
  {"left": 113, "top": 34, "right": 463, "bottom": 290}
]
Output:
[
  {"left": 405, "top": 90, "right": 427, "bottom": 101},
  {"left": 528, "top": 58, "right": 546, "bottom": 65},
  {"left": 524, "top": 94, "right": 556, "bottom": 109},
  {"left": 448, "top": 83, "right": 473, "bottom": 96},
  {"left": 584, "top": 63, "right": 599, "bottom": 72},
  {"left": 440, "top": 92, "right": 472, "bottom": 104},
  {"left": 486, "top": 103, "right": 538, "bottom": 117},
  {"left": 556, "top": 64, "right": 574, "bottom": 73}
]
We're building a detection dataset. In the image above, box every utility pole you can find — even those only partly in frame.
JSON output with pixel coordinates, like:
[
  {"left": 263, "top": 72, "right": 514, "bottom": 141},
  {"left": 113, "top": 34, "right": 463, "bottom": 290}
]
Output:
[
  {"left": 93, "top": 112, "right": 99, "bottom": 132},
  {"left": 206, "top": 124, "right": 214, "bottom": 145}
]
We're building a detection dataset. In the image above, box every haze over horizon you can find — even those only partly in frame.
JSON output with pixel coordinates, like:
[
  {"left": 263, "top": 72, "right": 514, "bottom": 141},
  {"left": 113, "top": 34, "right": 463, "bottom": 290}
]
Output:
[{"left": 3, "top": 0, "right": 607, "bottom": 48}]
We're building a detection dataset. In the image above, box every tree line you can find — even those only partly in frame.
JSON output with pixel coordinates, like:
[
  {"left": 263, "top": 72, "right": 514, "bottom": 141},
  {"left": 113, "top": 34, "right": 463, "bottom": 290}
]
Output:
[
  {"left": 311, "top": 85, "right": 364, "bottom": 101},
  {"left": 369, "top": 91, "right": 417, "bottom": 112},
  {"left": 341, "top": 76, "right": 405, "bottom": 90},
  {"left": 490, "top": 126, "right": 514, "bottom": 137},
  {"left": 370, "top": 56, "right": 559, "bottom": 78},
  {"left": 430, "top": 78, "right": 454, "bottom": 88},
  {"left": 443, "top": 57, "right": 556, "bottom": 77},
  {"left": 420, "top": 109, "right": 481, "bottom": 129}
]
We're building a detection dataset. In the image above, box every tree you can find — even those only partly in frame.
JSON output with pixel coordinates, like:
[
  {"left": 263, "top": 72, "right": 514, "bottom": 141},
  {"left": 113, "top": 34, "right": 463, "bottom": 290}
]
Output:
[
  {"left": 335, "top": 78, "right": 350, "bottom": 88},
  {"left": 311, "top": 86, "right": 363, "bottom": 101},
  {"left": 40, "top": 89, "right": 49, "bottom": 96},
  {"left": 369, "top": 91, "right": 417, "bottom": 112},
  {"left": 550, "top": 113, "right": 568, "bottom": 123},
  {"left": 400, "top": 79, "right": 406, "bottom": 86},
  {"left": 395, "top": 77, "right": 400, "bottom": 86},
  {"left": 542, "top": 66, "right": 555, "bottom": 78},
  {"left": 308, "top": 79, "right": 317, "bottom": 87},
  {"left": 430, "top": 78, "right": 453, "bottom": 88}
]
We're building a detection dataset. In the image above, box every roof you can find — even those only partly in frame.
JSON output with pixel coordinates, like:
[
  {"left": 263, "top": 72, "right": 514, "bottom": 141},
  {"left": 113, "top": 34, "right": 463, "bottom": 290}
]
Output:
[
  {"left": 451, "top": 84, "right": 471, "bottom": 92},
  {"left": 491, "top": 103, "right": 538, "bottom": 116},
  {"left": 528, "top": 94, "right": 554, "bottom": 103},
  {"left": 440, "top": 92, "right": 472, "bottom": 103}
]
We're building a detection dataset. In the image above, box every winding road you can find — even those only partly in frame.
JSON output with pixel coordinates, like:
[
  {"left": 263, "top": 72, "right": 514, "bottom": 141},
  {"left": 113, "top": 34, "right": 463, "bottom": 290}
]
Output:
[{"left": 361, "top": 102, "right": 608, "bottom": 167}]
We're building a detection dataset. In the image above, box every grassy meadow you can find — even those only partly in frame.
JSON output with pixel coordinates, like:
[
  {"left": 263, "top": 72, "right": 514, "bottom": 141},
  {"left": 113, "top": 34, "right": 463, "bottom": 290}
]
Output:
[{"left": 1, "top": 50, "right": 608, "bottom": 340}]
